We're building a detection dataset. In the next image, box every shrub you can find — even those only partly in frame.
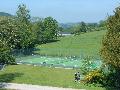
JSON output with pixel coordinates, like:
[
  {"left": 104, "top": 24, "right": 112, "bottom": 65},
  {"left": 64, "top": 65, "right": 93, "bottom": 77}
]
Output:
[
  {"left": 84, "top": 69, "right": 104, "bottom": 85},
  {"left": 102, "top": 68, "right": 120, "bottom": 88}
]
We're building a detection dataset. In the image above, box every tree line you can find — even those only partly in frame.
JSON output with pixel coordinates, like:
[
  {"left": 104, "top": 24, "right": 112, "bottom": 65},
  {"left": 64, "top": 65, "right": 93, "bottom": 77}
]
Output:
[{"left": 70, "top": 21, "right": 106, "bottom": 35}]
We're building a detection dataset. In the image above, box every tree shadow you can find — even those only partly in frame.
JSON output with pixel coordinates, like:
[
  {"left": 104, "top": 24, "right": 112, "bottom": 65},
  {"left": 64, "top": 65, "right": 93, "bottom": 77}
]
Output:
[
  {"left": 0, "top": 72, "right": 23, "bottom": 88},
  {"left": 12, "top": 48, "right": 35, "bottom": 56},
  {"left": 105, "top": 87, "right": 120, "bottom": 90},
  {"left": 12, "top": 39, "right": 60, "bottom": 56},
  {"left": 45, "top": 39, "right": 60, "bottom": 43}
]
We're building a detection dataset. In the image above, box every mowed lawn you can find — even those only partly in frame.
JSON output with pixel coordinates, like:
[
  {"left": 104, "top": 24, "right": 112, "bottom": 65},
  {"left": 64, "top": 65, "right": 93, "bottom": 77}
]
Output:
[
  {"left": 35, "top": 30, "right": 106, "bottom": 57},
  {"left": 0, "top": 65, "right": 106, "bottom": 90}
]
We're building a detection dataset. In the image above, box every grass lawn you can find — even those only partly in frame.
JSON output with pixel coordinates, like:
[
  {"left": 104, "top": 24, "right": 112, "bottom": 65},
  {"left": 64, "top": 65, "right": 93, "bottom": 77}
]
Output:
[
  {"left": 0, "top": 65, "right": 106, "bottom": 90},
  {"left": 35, "top": 30, "right": 106, "bottom": 57}
]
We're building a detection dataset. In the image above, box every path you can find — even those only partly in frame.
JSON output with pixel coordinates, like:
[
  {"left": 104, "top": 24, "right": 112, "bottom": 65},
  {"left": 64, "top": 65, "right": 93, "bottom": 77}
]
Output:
[{"left": 0, "top": 83, "right": 86, "bottom": 90}]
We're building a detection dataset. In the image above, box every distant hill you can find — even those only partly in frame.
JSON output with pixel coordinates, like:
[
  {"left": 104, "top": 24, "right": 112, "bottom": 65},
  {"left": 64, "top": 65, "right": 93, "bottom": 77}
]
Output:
[{"left": 0, "top": 12, "right": 12, "bottom": 16}]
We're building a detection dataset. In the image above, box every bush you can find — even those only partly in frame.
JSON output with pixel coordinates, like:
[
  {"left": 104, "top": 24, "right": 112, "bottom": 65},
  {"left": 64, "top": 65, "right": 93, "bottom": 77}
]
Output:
[
  {"left": 102, "top": 68, "right": 120, "bottom": 88},
  {"left": 0, "top": 52, "right": 16, "bottom": 65},
  {"left": 84, "top": 64, "right": 120, "bottom": 88},
  {"left": 84, "top": 69, "right": 104, "bottom": 85}
]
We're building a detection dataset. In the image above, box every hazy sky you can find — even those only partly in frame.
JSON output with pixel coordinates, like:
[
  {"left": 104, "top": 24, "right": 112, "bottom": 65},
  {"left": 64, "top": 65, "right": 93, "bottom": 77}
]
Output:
[{"left": 0, "top": 0, "right": 119, "bottom": 23}]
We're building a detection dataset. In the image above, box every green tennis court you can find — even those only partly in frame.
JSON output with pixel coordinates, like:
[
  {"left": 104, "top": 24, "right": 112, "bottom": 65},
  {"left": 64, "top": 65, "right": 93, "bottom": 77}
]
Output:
[{"left": 16, "top": 55, "right": 102, "bottom": 69}]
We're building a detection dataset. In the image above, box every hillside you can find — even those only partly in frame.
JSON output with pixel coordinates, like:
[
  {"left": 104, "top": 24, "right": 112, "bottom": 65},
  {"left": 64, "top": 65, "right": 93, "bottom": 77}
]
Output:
[
  {"left": 0, "top": 12, "right": 12, "bottom": 16},
  {"left": 35, "top": 30, "right": 106, "bottom": 57}
]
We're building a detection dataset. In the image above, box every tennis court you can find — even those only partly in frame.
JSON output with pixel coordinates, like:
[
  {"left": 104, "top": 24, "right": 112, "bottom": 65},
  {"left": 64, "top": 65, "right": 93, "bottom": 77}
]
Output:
[{"left": 16, "top": 55, "right": 102, "bottom": 69}]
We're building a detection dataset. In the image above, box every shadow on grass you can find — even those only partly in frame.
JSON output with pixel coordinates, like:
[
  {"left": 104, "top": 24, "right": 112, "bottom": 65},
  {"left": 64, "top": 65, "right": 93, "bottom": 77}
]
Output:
[
  {"left": 12, "top": 48, "right": 35, "bottom": 56},
  {"left": 12, "top": 40, "right": 60, "bottom": 56},
  {"left": 44, "top": 39, "right": 60, "bottom": 43},
  {"left": 0, "top": 72, "right": 23, "bottom": 88},
  {"left": 105, "top": 87, "right": 120, "bottom": 90}
]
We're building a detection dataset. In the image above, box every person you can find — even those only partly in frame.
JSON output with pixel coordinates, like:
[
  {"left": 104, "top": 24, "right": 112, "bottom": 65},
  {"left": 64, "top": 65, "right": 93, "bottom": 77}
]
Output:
[
  {"left": 77, "top": 72, "right": 80, "bottom": 82},
  {"left": 74, "top": 73, "right": 78, "bottom": 82}
]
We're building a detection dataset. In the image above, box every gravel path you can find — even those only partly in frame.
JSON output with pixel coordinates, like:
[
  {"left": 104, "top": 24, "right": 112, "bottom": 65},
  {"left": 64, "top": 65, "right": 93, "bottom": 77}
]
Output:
[{"left": 0, "top": 83, "right": 86, "bottom": 90}]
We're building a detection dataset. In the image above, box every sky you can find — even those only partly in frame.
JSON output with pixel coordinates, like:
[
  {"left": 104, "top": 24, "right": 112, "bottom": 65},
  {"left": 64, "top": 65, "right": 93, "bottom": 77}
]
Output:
[{"left": 0, "top": 0, "right": 119, "bottom": 23}]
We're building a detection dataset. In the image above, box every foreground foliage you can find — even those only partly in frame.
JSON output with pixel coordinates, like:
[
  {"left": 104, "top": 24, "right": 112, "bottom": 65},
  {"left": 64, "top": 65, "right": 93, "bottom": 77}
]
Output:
[
  {"left": 84, "top": 69, "right": 104, "bottom": 85},
  {"left": 101, "top": 6, "right": 120, "bottom": 87}
]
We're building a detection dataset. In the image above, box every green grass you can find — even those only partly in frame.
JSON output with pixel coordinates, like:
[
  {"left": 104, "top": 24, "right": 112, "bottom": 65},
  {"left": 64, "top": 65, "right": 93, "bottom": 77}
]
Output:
[
  {"left": 0, "top": 65, "right": 106, "bottom": 90},
  {"left": 35, "top": 30, "right": 106, "bottom": 57},
  {"left": 1, "top": 31, "right": 107, "bottom": 90}
]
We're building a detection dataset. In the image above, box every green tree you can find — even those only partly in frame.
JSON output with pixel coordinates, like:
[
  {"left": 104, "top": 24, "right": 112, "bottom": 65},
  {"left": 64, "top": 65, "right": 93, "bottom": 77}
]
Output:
[
  {"left": 0, "top": 17, "right": 19, "bottom": 49},
  {"left": 16, "top": 4, "right": 30, "bottom": 25},
  {"left": 101, "top": 6, "right": 120, "bottom": 87},
  {"left": 72, "top": 22, "right": 87, "bottom": 35},
  {"left": 99, "top": 20, "right": 106, "bottom": 27},
  {"left": 43, "top": 17, "right": 58, "bottom": 42},
  {"left": 16, "top": 4, "right": 36, "bottom": 48},
  {"left": 0, "top": 17, "right": 17, "bottom": 64},
  {"left": 32, "top": 18, "right": 44, "bottom": 43},
  {"left": 72, "top": 24, "right": 81, "bottom": 35},
  {"left": 80, "top": 21, "right": 87, "bottom": 32}
]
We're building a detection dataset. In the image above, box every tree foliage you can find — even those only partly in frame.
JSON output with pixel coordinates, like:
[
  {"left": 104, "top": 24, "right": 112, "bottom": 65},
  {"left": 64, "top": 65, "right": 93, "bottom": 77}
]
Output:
[
  {"left": 0, "top": 4, "right": 35, "bottom": 64},
  {"left": 0, "top": 4, "right": 59, "bottom": 64},
  {"left": 101, "top": 6, "right": 120, "bottom": 69},
  {"left": 0, "top": 17, "right": 18, "bottom": 49},
  {"left": 32, "top": 18, "right": 44, "bottom": 43},
  {"left": 16, "top": 4, "right": 36, "bottom": 49},
  {"left": 0, "top": 40, "right": 15, "bottom": 64},
  {"left": 43, "top": 17, "right": 58, "bottom": 42},
  {"left": 101, "top": 6, "right": 120, "bottom": 88},
  {"left": 80, "top": 22, "right": 87, "bottom": 32},
  {"left": 72, "top": 22, "right": 88, "bottom": 35},
  {"left": 0, "top": 17, "right": 16, "bottom": 64},
  {"left": 16, "top": 4, "right": 30, "bottom": 24}
]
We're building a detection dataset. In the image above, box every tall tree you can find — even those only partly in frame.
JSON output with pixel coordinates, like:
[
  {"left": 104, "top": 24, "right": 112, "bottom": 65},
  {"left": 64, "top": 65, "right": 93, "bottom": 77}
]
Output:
[
  {"left": 16, "top": 4, "right": 35, "bottom": 48},
  {"left": 43, "top": 17, "right": 58, "bottom": 42},
  {"left": 16, "top": 4, "right": 30, "bottom": 24},
  {"left": 32, "top": 18, "right": 44, "bottom": 43},
  {"left": 101, "top": 6, "right": 120, "bottom": 87},
  {"left": 101, "top": 6, "right": 120, "bottom": 69}
]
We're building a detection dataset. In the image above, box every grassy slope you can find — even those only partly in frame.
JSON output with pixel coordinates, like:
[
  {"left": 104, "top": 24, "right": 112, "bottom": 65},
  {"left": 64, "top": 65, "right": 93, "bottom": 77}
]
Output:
[
  {"left": 0, "top": 65, "right": 105, "bottom": 90},
  {"left": 35, "top": 30, "right": 106, "bottom": 57}
]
